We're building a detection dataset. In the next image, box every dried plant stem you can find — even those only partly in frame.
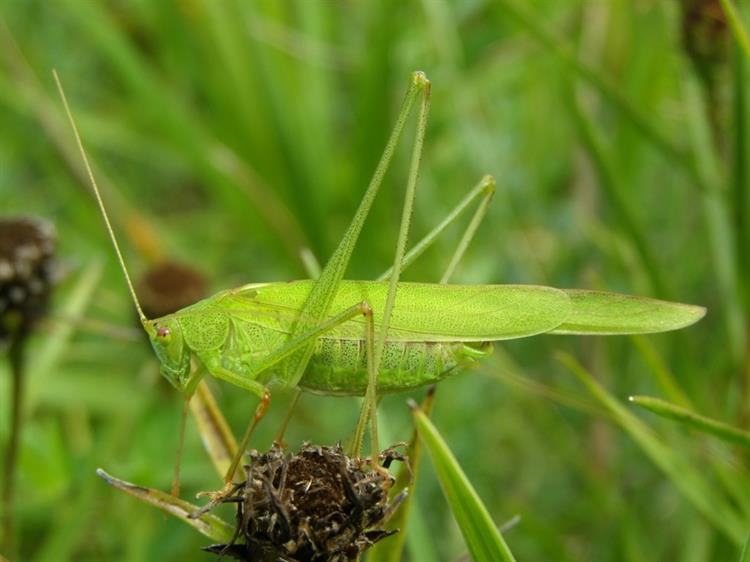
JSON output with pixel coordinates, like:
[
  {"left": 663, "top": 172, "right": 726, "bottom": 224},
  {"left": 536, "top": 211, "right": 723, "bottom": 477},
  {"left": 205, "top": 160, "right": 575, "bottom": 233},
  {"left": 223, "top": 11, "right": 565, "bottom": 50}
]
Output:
[{"left": 2, "top": 340, "right": 26, "bottom": 557}]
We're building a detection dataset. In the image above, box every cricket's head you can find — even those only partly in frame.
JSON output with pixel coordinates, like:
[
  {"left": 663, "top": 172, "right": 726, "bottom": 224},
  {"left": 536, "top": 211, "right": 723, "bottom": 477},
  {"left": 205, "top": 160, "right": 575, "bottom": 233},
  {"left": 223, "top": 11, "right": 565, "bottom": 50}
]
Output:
[{"left": 144, "top": 316, "right": 190, "bottom": 391}]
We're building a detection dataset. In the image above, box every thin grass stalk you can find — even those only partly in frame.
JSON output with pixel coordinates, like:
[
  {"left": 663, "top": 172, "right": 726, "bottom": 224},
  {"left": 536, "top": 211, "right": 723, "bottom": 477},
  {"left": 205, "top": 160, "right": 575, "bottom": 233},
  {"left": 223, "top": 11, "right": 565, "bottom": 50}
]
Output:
[
  {"left": 30, "top": 481, "right": 96, "bottom": 562},
  {"left": 59, "top": 0, "right": 309, "bottom": 263},
  {"left": 631, "top": 335, "right": 694, "bottom": 409},
  {"left": 1, "top": 341, "right": 25, "bottom": 557},
  {"left": 25, "top": 262, "right": 101, "bottom": 421},
  {"left": 559, "top": 352, "right": 746, "bottom": 545},
  {"left": 566, "top": 84, "right": 667, "bottom": 296},
  {"left": 741, "top": 529, "right": 750, "bottom": 562},
  {"left": 497, "top": 0, "right": 701, "bottom": 185},
  {"left": 719, "top": 0, "right": 750, "bottom": 61},
  {"left": 189, "top": 381, "right": 239, "bottom": 479},
  {"left": 368, "top": 387, "right": 436, "bottom": 562},
  {"left": 682, "top": 66, "right": 746, "bottom": 367},
  {"left": 708, "top": 453, "right": 750, "bottom": 523},
  {"left": 734, "top": 37, "right": 750, "bottom": 295},
  {"left": 412, "top": 404, "right": 517, "bottom": 562},
  {"left": 732, "top": 43, "right": 750, "bottom": 427},
  {"left": 630, "top": 395, "right": 750, "bottom": 448}
]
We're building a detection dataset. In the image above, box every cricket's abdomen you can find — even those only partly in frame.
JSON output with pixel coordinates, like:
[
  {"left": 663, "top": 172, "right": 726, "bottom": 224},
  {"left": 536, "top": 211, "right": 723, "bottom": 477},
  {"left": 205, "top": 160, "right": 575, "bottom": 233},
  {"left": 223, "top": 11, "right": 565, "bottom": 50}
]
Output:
[{"left": 299, "top": 338, "right": 493, "bottom": 396}]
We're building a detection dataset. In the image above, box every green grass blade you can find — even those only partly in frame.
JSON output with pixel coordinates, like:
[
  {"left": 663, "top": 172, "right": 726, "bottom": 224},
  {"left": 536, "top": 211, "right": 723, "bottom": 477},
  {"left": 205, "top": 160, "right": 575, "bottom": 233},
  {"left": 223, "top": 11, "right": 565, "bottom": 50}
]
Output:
[
  {"left": 681, "top": 66, "right": 747, "bottom": 365},
  {"left": 741, "top": 529, "right": 750, "bottom": 562},
  {"left": 549, "top": 289, "right": 706, "bottom": 335},
  {"left": 95, "top": 469, "right": 234, "bottom": 543},
  {"left": 31, "top": 478, "right": 96, "bottom": 562},
  {"left": 59, "top": 0, "right": 308, "bottom": 262},
  {"left": 403, "top": 501, "right": 439, "bottom": 562},
  {"left": 497, "top": 0, "right": 697, "bottom": 183},
  {"left": 26, "top": 260, "right": 103, "bottom": 414},
  {"left": 368, "top": 387, "right": 436, "bottom": 562},
  {"left": 566, "top": 84, "right": 667, "bottom": 296},
  {"left": 630, "top": 395, "right": 750, "bottom": 448},
  {"left": 189, "top": 381, "right": 238, "bottom": 480},
  {"left": 712, "top": 460, "right": 750, "bottom": 525},
  {"left": 631, "top": 335, "right": 694, "bottom": 408},
  {"left": 558, "top": 352, "right": 746, "bottom": 545},
  {"left": 733, "top": 48, "right": 750, "bottom": 307},
  {"left": 412, "top": 402, "right": 517, "bottom": 562},
  {"left": 719, "top": 0, "right": 750, "bottom": 61}
]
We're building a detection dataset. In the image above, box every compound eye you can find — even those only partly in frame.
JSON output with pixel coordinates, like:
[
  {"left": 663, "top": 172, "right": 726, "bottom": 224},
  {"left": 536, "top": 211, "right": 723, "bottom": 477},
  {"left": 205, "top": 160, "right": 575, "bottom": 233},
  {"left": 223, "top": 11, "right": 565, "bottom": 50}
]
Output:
[{"left": 157, "top": 326, "right": 171, "bottom": 338}]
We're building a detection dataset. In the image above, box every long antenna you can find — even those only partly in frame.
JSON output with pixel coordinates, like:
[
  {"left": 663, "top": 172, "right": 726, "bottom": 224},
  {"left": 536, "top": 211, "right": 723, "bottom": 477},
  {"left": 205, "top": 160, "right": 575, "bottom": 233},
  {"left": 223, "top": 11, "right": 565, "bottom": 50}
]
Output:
[{"left": 53, "top": 70, "right": 149, "bottom": 325}]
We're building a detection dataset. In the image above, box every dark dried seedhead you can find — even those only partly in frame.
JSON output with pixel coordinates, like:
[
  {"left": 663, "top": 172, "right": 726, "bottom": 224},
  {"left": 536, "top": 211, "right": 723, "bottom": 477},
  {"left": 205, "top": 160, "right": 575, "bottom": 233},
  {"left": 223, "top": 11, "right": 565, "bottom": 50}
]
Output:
[
  {"left": 0, "top": 217, "right": 57, "bottom": 346},
  {"left": 136, "top": 260, "right": 207, "bottom": 319},
  {"left": 681, "top": 0, "right": 728, "bottom": 67},
  {"left": 203, "top": 443, "right": 405, "bottom": 562}
]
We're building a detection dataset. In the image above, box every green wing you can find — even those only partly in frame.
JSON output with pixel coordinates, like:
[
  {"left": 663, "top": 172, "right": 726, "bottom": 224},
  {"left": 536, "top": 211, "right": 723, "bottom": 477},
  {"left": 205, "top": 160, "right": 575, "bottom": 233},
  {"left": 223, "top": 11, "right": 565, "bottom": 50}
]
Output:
[
  {"left": 231, "top": 280, "right": 571, "bottom": 342},
  {"left": 549, "top": 289, "right": 706, "bottom": 335},
  {"left": 224, "top": 282, "right": 704, "bottom": 341}
]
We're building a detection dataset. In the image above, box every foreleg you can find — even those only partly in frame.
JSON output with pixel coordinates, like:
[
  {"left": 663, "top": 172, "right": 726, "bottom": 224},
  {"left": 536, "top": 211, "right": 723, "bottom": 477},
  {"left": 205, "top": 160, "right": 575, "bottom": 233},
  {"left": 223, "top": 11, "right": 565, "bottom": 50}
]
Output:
[{"left": 197, "top": 301, "right": 376, "bottom": 484}]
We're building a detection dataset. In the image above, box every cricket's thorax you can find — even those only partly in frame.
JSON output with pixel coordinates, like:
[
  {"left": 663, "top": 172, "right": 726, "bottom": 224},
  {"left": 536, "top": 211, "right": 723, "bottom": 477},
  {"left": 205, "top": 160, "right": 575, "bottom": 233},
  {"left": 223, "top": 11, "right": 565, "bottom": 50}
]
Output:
[{"left": 300, "top": 338, "right": 493, "bottom": 396}]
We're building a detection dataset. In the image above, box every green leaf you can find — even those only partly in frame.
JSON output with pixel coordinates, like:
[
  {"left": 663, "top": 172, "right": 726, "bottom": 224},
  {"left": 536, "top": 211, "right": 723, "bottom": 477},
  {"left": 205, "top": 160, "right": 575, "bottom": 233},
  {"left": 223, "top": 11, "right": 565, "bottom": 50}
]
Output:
[
  {"left": 630, "top": 395, "right": 750, "bottom": 448},
  {"left": 412, "top": 403, "right": 517, "bottom": 562},
  {"left": 550, "top": 290, "right": 706, "bottom": 335},
  {"left": 96, "top": 469, "right": 234, "bottom": 543}
]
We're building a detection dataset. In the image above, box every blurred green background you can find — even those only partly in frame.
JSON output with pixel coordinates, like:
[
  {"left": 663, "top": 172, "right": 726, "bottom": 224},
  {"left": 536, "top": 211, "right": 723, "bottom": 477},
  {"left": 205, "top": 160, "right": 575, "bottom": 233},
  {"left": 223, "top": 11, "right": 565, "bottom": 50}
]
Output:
[{"left": 1, "top": 1, "right": 749, "bottom": 560}]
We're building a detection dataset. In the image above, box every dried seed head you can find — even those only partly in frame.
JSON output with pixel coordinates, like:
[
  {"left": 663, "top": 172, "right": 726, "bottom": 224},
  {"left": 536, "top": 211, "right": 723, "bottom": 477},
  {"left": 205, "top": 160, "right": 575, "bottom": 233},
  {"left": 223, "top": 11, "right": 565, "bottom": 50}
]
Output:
[
  {"left": 0, "top": 217, "right": 57, "bottom": 345},
  {"left": 203, "top": 443, "right": 403, "bottom": 562},
  {"left": 681, "top": 0, "right": 728, "bottom": 67},
  {"left": 136, "top": 261, "right": 207, "bottom": 319}
]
